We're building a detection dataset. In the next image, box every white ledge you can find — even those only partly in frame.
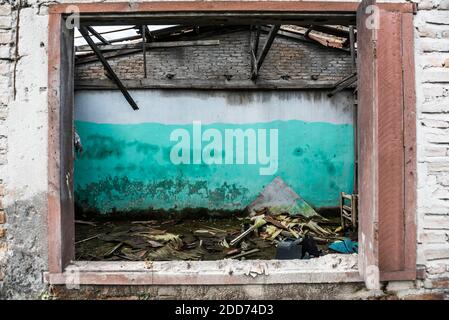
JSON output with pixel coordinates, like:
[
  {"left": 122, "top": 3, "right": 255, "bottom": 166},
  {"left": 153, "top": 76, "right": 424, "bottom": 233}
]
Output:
[{"left": 45, "top": 254, "right": 362, "bottom": 285}]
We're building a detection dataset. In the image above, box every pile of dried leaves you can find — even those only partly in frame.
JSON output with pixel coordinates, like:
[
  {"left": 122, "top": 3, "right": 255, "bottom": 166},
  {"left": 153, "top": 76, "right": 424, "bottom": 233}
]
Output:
[{"left": 75, "top": 209, "right": 343, "bottom": 262}]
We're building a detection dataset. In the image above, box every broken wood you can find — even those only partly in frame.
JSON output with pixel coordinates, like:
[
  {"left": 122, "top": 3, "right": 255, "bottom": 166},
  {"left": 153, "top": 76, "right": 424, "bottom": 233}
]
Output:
[
  {"left": 230, "top": 218, "right": 267, "bottom": 246},
  {"left": 278, "top": 26, "right": 349, "bottom": 52},
  {"left": 200, "top": 225, "right": 227, "bottom": 233},
  {"left": 226, "top": 248, "right": 241, "bottom": 256},
  {"left": 264, "top": 215, "right": 289, "bottom": 230},
  {"left": 75, "top": 220, "right": 97, "bottom": 226},
  {"left": 131, "top": 220, "right": 158, "bottom": 225},
  {"left": 194, "top": 229, "right": 217, "bottom": 237},
  {"left": 104, "top": 242, "right": 123, "bottom": 257},
  {"left": 78, "top": 26, "right": 139, "bottom": 111},
  {"left": 75, "top": 233, "right": 102, "bottom": 245},
  {"left": 264, "top": 26, "right": 313, "bottom": 44},
  {"left": 305, "top": 220, "right": 332, "bottom": 237},
  {"left": 229, "top": 248, "right": 260, "bottom": 259},
  {"left": 304, "top": 25, "right": 351, "bottom": 39}
]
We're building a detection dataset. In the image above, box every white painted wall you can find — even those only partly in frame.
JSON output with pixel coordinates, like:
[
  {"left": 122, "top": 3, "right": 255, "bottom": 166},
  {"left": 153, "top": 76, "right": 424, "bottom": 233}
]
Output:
[{"left": 75, "top": 90, "right": 354, "bottom": 125}]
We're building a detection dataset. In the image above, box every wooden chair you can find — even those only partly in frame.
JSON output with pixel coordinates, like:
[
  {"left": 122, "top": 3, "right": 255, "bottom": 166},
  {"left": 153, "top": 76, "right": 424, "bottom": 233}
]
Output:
[{"left": 340, "top": 192, "right": 358, "bottom": 229}]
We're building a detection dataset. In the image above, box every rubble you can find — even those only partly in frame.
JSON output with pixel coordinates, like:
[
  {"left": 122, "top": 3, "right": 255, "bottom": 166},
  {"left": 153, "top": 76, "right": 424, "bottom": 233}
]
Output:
[
  {"left": 75, "top": 175, "right": 355, "bottom": 262},
  {"left": 247, "top": 177, "right": 323, "bottom": 219},
  {"left": 76, "top": 204, "right": 352, "bottom": 262}
]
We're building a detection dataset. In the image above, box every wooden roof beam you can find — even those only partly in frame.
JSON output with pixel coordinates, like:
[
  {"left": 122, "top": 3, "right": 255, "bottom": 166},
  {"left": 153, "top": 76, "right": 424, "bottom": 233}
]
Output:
[
  {"left": 251, "top": 24, "right": 280, "bottom": 80},
  {"left": 85, "top": 26, "right": 111, "bottom": 45},
  {"left": 75, "top": 39, "right": 220, "bottom": 52},
  {"left": 327, "top": 72, "right": 357, "bottom": 97},
  {"left": 78, "top": 26, "right": 139, "bottom": 111}
]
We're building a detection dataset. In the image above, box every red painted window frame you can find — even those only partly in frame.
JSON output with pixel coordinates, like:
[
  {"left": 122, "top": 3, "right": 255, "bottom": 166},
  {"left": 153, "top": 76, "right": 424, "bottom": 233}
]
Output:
[{"left": 47, "top": 1, "right": 417, "bottom": 285}]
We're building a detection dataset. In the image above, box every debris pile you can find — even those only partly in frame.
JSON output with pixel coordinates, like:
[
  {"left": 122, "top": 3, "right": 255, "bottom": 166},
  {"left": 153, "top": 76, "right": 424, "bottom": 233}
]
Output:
[
  {"left": 75, "top": 210, "right": 353, "bottom": 261},
  {"left": 75, "top": 177, "right": 357, "bottom": 261}
]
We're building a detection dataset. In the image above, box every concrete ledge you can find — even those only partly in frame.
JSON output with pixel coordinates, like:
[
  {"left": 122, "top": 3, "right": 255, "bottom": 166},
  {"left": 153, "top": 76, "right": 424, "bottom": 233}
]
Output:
[{"left": 45, "top": 254, "right": 362, "bottom": 285}]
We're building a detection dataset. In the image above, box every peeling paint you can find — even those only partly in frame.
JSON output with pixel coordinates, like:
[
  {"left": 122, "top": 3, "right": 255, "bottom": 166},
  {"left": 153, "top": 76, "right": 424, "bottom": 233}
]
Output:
[{"left": 74, "top": 120, "right": 354, "bottom": 213}]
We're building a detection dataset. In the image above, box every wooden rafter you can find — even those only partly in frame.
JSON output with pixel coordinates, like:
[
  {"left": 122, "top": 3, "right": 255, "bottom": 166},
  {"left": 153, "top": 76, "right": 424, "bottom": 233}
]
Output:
[
  {"left": 76, "top": 40, "right": 220, "bottom": 52},
  {"left": 327, "top": 72, "right": 357, "bottom": 97},
  {"left": 78, "top": 26, "right": 139, "bottom": 111},
  {"left": 251, "top": 24, "right": 280, "bottom": 80},
  {"left": 85, "top": 26, "right": 111, "bottom": 45},
  {"left": 76, "top": 48, "right": 141, "bottom": 65},
  {"left": 250, "top": 25, "right": 260, "bottom": 77},
  {"left": 253, "top": 25, "right": 261, "bottom": 57}
]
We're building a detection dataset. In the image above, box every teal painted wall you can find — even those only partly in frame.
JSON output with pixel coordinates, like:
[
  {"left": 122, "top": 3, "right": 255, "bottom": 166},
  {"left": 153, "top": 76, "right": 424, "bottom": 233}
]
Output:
[{"left": 74, "top": 119, "right": 354, "bottom": 213}]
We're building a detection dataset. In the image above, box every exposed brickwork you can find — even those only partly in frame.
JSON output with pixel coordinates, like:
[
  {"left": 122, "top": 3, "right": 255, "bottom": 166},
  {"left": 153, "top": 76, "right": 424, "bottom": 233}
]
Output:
[{"left": 75, "top": 30, "right": 354, "bottom": 83}]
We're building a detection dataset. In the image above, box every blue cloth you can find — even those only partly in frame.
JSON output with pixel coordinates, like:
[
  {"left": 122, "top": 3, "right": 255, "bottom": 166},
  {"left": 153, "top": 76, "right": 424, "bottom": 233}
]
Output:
[{"left": 328, "top": 238, "right": 358, "bottom": 254}]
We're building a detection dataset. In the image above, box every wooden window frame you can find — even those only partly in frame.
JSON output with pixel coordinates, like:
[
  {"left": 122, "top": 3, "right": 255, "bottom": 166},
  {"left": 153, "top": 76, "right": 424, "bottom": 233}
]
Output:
[{"left": 46, "top": 1, "right": 416, "bottom": 287}]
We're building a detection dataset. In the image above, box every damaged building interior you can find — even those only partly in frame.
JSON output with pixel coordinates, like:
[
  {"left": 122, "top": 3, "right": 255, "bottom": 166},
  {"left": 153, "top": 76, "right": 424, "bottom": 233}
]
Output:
[{"left": 72, "top": 20, "right": 359, "bottom": 264}]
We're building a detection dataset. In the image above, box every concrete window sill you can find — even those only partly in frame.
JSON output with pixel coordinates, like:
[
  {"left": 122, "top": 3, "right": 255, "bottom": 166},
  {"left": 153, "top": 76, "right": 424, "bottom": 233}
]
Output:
[{"left": 45, "top": 254, "right": 361, "bottom": 285}]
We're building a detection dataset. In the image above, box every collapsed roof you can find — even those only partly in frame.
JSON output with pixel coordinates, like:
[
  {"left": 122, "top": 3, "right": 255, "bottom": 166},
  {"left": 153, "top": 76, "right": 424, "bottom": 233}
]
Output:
[{"left": 75, "top": 24, "right": 357, "bottom": 110}]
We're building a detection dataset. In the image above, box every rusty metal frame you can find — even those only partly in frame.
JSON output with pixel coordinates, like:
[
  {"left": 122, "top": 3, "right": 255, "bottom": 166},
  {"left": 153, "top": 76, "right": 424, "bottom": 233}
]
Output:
[{"left": 47, "top": 1, "right": 416, "bottom": 285}]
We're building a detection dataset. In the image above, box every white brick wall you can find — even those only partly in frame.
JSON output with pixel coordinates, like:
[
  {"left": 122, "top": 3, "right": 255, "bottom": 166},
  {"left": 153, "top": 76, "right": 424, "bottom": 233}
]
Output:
[{"left": 414, "top": 0, "right": 449, "bottom": 291}]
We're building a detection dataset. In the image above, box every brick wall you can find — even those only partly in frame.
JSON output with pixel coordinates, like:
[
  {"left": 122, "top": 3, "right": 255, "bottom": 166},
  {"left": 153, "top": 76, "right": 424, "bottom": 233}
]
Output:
[
  {"left": 75, "top": 30, "right": 354, "bottom": 84},
  {"left": 414, "top": 0, "right": 449, "bottom": 292}
]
